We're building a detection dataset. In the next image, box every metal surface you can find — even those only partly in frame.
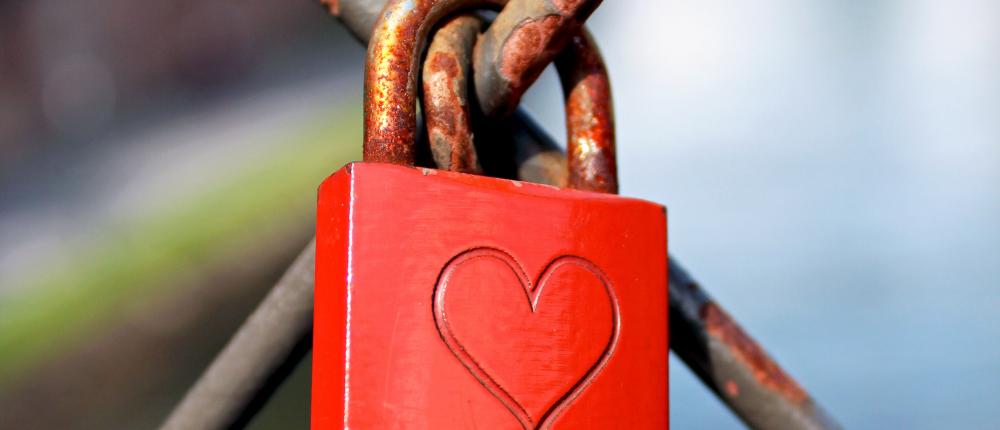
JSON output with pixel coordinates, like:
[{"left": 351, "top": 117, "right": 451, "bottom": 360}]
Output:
[
  {"left": 423, "top": 14, "right": 484, "bottom": 173},
  {"left": 330, "top": 0, "right": 599, "bottom": 148},
  {"left": 474, "top": 0, "right": 602, "bottom": 118},
  {"left": 160, "top": 240, "right": 316, "bottom": 430},
  {"left": 314, "top": 163, "right": 668, "bottom": 428},
  {"left": 320, "top": 0, "right": 385, "bottom": 44},
  {"left": 669, "top": 260, "right": 843, "bottom": 430},
  {"left": 328, "top": 0, "right": 572, "bottom": 187},
  {"left": 364, "top": 0, "right": 504, "bottom": 164},
  {"left": 423, "top": 14, "right": 615, "bottom": 192},
  {"left": 476, "top": 108, "right": 568, "bottom": 186},
  {"left": 555, "top": 30, "right": 615, "bottom": 193}
]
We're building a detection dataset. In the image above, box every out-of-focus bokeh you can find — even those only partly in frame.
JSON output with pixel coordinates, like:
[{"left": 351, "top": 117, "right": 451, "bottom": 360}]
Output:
[{"left": 1, "top": 1, "right": 998, "bottom": 429}]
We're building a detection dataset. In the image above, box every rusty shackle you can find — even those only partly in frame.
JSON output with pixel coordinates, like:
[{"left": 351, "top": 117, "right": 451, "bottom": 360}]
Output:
[
  {"left": 364, "top": 0, "right": 503, "bottom": 165},
  {"left": 423, "top": 14, "right": 617, "bottom": 193},
  {"left": 366, "top": 0, "right": 616, "bottom": 193}
]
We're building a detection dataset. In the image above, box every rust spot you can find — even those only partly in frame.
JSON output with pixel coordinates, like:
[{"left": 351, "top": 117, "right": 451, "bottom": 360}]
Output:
[
  {"left": 701, "top": 302, "right": 809, "bottom": 405},
  {"left": 499, "top": 15, "right": 563, "bottom": 92},
  {"left": 363, "top": 0, "right": 442, "bottom": 165},
  {"left": 422, "top": 15, "right": 481, "bottom": 174},
  {"left": 724, "top": 380, "right": 740, "bottom": 398},
  {"left": 430, "top": 132, "right": 454, "bottom": 170},
  {"left": 475, "top": 0, "right": 603, "bottom": 117},
  {"left": 557, "top": 32, "right": 616, "bottom": 194},
  {"left": 551, "top": 0, "right": 590, "bottom": 14},
  {"left": 427, "top": 53, "right": 463, "bottom": 133},
  {"left": 320, "top": 0, "right": 339, "bottom": 15}
]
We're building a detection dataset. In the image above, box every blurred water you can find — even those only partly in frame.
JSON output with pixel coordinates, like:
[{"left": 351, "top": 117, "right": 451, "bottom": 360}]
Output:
[{"left": 519, "top": 1, "right": 1000, "bottom": 428}]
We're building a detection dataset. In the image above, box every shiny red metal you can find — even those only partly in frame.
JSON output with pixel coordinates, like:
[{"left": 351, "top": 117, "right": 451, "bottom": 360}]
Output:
[{"left": 313, "top": 163, "right": 668, "bottom": 429}]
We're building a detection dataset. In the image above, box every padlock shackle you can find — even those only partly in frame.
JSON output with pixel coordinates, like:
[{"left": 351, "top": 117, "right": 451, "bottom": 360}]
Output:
[
  {"left": 556, "top": 30, "right": 617, "bottom": 193},
  {"left": 364, "top": 0, "right": 504, "bottom": 165},
  {"left": 421, "top": 15, "right": 617, "bottom": 193},
  {"left": 473, "top": 0, "right": 604, "bottom": 119},
  {"left": 422, "top": 14, "right": 484, "bottom": 174},
  {"left": 367, "top": 0, "right": 617, "bottom": 193}
]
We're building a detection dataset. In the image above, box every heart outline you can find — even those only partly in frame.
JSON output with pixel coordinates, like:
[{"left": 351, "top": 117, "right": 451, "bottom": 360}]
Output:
[{"left": 433, "top": 247, "right": 621, "bottom": 429}]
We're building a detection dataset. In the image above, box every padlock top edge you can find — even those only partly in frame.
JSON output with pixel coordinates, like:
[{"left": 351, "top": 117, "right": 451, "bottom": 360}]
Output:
[{"left": 334, "top": 161, "right": 666, "bottom": 213}]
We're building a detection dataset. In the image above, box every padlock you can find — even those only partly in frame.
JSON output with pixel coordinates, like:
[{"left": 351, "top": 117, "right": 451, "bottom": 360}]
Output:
[{"left": 313, "top": 1, "right": 668, "bottom": 428}]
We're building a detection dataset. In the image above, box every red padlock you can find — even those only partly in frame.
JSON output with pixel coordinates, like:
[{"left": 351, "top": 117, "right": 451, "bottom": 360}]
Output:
[{"left": 313, "top": 1, "right": 668, "bottom": 428}]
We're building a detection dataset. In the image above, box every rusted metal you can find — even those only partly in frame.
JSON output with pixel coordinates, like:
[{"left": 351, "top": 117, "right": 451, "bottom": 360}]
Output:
[
  {"left": 336, "top": 0, "right": 567, "bottom": 179},
  {"left": 362, "top": 0, "right": 605, "bottom": 166},
  {"left": 505, "top": 110, "right": 568, "bottom": 186},
  {"left": 669, "top": 260, "right": 843, "bottom": 430},
  {"left": 423, "top": 14, "right": 484, "bottom": 173},
  {"left": 423, "top": 18, "right": 615, "bottom": 191},
  {"left": 701, "top": 302, "right": 808, "bottom": 404},
  {"left": 556, "top": 30, "right": 616, "bottom": 193},
  {"left": 364, "top": 0, "right": 510, "bottom": 165},
  {"left": 471, "top": 107, "right": 569, "bottom": 186},
  {"left": 473, "top": 0, "right": 602, "bottom": 118}
]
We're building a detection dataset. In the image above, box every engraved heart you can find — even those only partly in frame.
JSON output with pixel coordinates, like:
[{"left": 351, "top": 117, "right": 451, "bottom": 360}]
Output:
[{"left": 433, "top": 247, "right": 620, "bottom": 429}]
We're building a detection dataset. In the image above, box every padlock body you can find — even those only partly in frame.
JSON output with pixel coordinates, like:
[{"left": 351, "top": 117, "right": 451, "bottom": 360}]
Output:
[{"left": 313, "top": 163, "right": 668, "bottom": 429}]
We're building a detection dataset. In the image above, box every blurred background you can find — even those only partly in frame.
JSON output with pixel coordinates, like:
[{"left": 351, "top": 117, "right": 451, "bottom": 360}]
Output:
[{"left": 1, "top": 0, "right": 998, "bottom": 428}]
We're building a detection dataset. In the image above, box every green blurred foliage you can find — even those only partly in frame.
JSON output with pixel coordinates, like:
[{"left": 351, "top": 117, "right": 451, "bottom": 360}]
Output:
[{"left": 0, "top": 106, "right": 361, "bottom": 385}]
